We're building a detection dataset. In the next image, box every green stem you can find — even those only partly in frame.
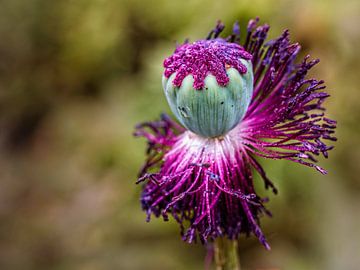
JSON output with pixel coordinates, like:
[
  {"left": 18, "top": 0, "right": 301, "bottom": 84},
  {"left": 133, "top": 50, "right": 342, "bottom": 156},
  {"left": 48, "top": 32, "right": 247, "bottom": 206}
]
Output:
[{"left": 214, "top": 238, "right": 240, "bottom": 270}]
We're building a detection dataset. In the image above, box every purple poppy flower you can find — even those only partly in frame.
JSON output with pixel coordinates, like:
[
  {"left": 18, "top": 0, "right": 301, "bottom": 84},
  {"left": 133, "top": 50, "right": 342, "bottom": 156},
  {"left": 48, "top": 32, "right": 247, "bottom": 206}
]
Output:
[{"left": 134, "top": 18, "right": 336, "bottom": 249}]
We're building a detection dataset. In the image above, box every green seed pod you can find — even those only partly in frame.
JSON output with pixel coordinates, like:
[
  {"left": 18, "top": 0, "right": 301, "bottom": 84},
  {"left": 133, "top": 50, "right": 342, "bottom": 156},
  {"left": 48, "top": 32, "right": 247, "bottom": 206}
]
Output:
[{"left": 162, "top": 60, "right": 253, "bottom": 138}]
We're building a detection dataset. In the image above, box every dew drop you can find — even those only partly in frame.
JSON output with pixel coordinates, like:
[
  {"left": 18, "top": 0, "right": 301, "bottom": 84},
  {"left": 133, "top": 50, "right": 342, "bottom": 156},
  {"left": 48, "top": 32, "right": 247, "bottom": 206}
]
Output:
[{"left": 178, "top": 106, "right": 190, "bottom": 118}]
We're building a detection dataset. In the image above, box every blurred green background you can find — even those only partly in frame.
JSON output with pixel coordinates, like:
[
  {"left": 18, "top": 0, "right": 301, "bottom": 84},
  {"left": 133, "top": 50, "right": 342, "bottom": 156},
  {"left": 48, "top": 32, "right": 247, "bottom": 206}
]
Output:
[{"left": 0, "top": 0, "right": 359, "bottom": 269}]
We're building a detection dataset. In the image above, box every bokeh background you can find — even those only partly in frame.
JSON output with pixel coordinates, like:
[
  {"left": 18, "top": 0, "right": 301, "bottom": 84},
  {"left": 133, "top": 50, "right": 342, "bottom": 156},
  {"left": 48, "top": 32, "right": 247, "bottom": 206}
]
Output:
[{"left": 0, "top": 0, "right": 359, "bottom": 269}]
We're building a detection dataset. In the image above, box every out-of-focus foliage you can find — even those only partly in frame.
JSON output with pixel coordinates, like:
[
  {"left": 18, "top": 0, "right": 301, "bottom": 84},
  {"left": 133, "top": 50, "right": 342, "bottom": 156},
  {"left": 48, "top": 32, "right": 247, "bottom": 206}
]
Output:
[{"left": 0, "top": 0, "right": 359, "bottom": 269}]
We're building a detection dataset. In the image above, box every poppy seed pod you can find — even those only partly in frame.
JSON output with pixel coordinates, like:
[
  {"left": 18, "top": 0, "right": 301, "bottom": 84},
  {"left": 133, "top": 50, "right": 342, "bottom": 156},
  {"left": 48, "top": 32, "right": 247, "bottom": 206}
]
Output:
[
  {"left": 162, "top": 60, "right": 253, "bottom": 138},
  {"left": 162, "top": 37, "right": 253, "bottom": 138}
]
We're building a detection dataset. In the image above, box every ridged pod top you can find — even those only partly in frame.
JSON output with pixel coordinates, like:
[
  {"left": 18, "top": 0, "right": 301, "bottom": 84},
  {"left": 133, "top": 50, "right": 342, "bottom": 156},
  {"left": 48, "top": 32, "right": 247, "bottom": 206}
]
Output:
[{"left": 163, "top": 39, "right": 252, "bottom": 90}]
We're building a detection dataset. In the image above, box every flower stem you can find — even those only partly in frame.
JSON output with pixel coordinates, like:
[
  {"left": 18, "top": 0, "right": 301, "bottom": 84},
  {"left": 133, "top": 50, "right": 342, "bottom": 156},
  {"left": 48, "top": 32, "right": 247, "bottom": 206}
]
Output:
[{"left": 214, "top": 238, "right": 240, "bottom": 270}]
